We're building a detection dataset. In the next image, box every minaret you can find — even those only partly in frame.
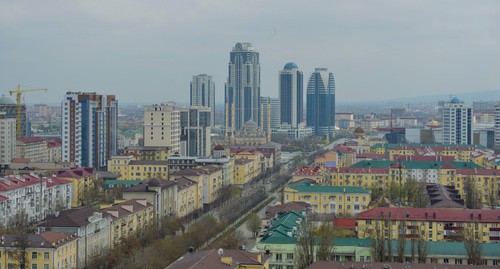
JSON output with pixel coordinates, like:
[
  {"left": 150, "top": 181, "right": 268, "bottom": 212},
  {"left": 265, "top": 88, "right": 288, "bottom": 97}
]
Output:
[
  {"left": 225, "top": 103, "right": 229, "bottom": 141},
  {"left": 267, "top": 103, "right": 271, "bottom": 143}
]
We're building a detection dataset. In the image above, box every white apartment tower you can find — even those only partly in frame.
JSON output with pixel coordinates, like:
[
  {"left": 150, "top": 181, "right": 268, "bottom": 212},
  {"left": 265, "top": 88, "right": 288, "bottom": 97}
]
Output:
[
  {"left": 62, "top": 92, "right": 118, "bottom": 169},
  {"left": 494, "top": 101, "right": 500, "bottom": 153},
  {"left": 442, "top": 97, "right": 472, "bottom": 145},
  {"left": 0, "top": 112, "right": 16, "bottom": 166},
  {"left": 143, "top": 103, "right": 181, "bottom": 153},
  {"left": 260, "top": 97, "right": 280, "bottom": 130},
  {"left": 191, "top": 74, "right": 215, "bottom": 126}
]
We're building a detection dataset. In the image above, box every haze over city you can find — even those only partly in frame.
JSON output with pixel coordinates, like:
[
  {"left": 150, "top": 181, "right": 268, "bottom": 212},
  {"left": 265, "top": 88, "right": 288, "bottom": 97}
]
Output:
[{"left": 1, "top": 0, "right": 500, "bottom": 104}]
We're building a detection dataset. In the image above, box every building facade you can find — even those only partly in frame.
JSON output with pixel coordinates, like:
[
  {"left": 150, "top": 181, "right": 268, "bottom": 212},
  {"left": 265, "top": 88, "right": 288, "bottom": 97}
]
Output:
[
  {"left": 57, "top": 167, "right": 98, "bottom": 207},
  {"left": 279, "top": 62, "right": 303, "bottom": 128},
  {"left": 179, "top": 106, "right": 212, "bottom": 157},
  {"left": 442, "top": 97, "right": 472, "bottom": 145},
  {"left": 495, "top": 101, "right": 500, "bottom": 153},
  {"left": 225, "top": 42, "right": 261, "bottom": 132},
  {"left": 107, "top": 156, "right": 169, "bottom": 180},
  {"left": 0, "top": 94, "right": 27, "bottom": 137},
  {"left": 260, "top": 96, "right": 280, "bottom": 130},
  {"left": 191, "top": 74, "right": 215, "bottom": 126},
  {"left": 143, "top": 103, "right": 181, "bottom": 153},
  {"left": 62, "top": 92, "right": 118, "bottom": 169},
  {"left": 0, "top": 112, "right": 16, "bottom": 166},
  {"left": 306, "top": 68, "right": 335, "bottom": 137}
]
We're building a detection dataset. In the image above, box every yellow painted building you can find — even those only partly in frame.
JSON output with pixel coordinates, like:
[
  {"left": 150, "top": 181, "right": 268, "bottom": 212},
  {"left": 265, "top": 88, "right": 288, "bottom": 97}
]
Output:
[
  {"left": 356, "top": 207, "right": 500, "bottom": 243},
  {"left": 57, "top": 167, "right": 98, "bottom": 207},
  {"left": 107, "top": 155, "right": 169, "bottom": 180},
  {"left": 0, "top": 232, "right": 78, "bottom": 269},
  {"left": 370, "top": 144, "right": 479, "bottom": 162},
  {"left": 173, "top": 176, "right": 200, "bottom": 218},
  {"left": 124, "top": 146, "right": 171, "bottom": 161},
  {"left": 438, "top": 168, "right": 499, "bottom": 205},
  {"left": 283, "top": 180, "right": 371, "bottom": 216},
  {"left": 314, "top": 151, "right": 338, "bottom": 167},
  {"left": 170, "top": 165, "right": 223, "bottom": 206},
  {"left": 101, "top": 199, "right": 155, "bottom": 245},
  {"left": 231, "top": 148, "right": 266, "bottom": 176},
  {"left": 234, "top": 158, "right": 258, "bottom": 185}
]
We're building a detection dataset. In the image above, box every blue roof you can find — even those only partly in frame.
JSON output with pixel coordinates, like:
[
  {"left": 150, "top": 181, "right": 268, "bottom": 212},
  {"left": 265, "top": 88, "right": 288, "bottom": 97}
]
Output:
[
  {"left": 284, "top": 62, "right": 298, "bottom": 70},
  {"left": 450, "top": 97, "right": 463, "bottom": 103}
]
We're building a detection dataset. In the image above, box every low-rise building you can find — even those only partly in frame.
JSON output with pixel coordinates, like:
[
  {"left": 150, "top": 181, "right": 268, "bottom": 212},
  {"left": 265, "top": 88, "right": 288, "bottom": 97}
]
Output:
[
  {"left": 122, "top": 178, "right": 177, "bottom": 221},
  {"left": 38, "top": 207, "right": 112, "bottom": 268},
  {"left": 170, "top": 165, "right": 223, "bottom": 207},
  {"left": 356, "top": 207, "right": 500, "bottom": 243},
  {"left": 173, "top": 176, "right": 199, "bottom": 218},
  {"left": 166, "top": 249, "right": 269, "bottom": 269},
  {"left": 234, "top": 158, "right": 258, "bottom": 185},
  {"left": 284, "top": 181, "right": 371, "bottom": 216},
  {"left": 124, "top": 145, "right": 171, "bottom": 161},
  {"left": 0, "top": 174, "right": 72, "bottom": 227},
  {"left": 57, "top": 167, "right": 98, "bottom": 207},
  {"left": 101, "top": 199, "right": 154, "bottom": 245},
  {"left": 0, "top": 232, "right": 78, "bottom": 269},
  {"left": 107, "top": 155, "right": 169, "bottom": 180}
]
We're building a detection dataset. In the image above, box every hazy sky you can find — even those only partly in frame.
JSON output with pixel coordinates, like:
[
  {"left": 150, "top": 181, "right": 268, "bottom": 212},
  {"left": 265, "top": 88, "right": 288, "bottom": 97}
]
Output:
[{"left": 1, "top": 0, "right": 499, "bottom": 105}]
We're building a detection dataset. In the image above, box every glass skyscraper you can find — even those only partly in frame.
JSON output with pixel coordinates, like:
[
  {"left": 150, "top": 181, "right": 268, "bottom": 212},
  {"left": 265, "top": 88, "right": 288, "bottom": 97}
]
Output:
[
  {"left": 279, "top": 62, "right": 303, "bottom": 128},
  {"left": 225, "top": 42, "right": 261, "bottom": 132},
  {"left": 306, "top": 68, "right": 335, "bottom": 137},
  {"left": 190, "top": 74, "right": 215, "bottom": 126}
]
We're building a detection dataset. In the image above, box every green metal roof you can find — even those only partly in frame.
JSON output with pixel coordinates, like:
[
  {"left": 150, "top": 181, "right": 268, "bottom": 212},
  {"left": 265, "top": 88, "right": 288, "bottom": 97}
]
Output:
[
  {"left": 351, "top": 160, "right": 482, "bottom": 169},
  {"left": 288, "top": 181, "right": 370, "bottom": 194},
  {"left": 104, "top": 180, "right": 143, "bottom": 189}
]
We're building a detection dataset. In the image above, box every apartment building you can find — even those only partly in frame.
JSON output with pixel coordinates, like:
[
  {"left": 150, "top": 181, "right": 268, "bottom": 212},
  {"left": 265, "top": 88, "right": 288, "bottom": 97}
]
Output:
[
  {"left": 57, "top": 167, "right": 97, "bottom": 207},
  {"left": 0, "top": 174, "right": 72, "bottom": 227},
  {"left": 101, "top": 199, "right": 154, "bottom": 245},
  {"left": 143, "top": 103, "right": 181, "bottom": 153},
  {"left": 124, "top": 145, "right": 171, "bottom": 161},
  {"left": 0, "top": 112, "right": 16, "bottom": 166},
  {"left": 107, "top": 155, "right": 169, "bottom": 180},
  {"left": 284, "top": 180, "right": 371, "bottom": 216},
  {"left": 170, "top": 165, "right": 223, "bottom": 207},
  {"left": 173, "top": 176, "right": 199, "bottom": 218}
]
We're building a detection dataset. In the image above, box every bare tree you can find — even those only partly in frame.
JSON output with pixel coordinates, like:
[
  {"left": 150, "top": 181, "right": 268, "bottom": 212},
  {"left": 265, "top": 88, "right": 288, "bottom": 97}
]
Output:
[
  {"left": 463, "top": 178, "right": 483, "bottom": 209},
  {"left": 416, "top": 226, "right": 428, "bottom": 263},
  {"left": 369, "top": 220, "right": 386, "bottom": 262},
  {"left": 488, "top": 186, "right": 497, "bottom": 209},
  {"left": 296, "top": 218, "right": 315, "bottom": 269},
  {"left": 13, "top": 234, "right": 30, "bottom": 269},
  {"left": 315, "top": 222, "right": 336, "bottom": 261},
  {"left": 462, "top": 223, "right": 482, "bottom": 265},
  {"left": 396, "top": 220, "right": 406, "bottom": 263},
  {"left": 246, "top": 213, "right": 262, "bottom": 238}
]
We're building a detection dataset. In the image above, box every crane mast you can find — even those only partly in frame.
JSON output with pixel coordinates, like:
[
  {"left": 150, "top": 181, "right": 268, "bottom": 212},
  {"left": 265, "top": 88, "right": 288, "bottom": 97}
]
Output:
[{"left": 8, "top": 84, "right": 48, "bottom": 138}]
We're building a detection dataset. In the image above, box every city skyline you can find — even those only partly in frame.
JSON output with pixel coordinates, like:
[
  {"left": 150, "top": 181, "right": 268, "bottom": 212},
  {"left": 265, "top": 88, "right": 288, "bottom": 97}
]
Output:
[{"left": 1, "top": 1, "right": 499, "bottom": 105}]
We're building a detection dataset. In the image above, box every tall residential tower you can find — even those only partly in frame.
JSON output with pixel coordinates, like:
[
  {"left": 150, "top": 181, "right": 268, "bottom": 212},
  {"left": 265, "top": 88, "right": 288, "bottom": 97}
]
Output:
[
  {"left": 225, "top": 42, "right": 261, "bottom": 135},
  {"left": 279, "top": 62, "right": 303, "bottom": 128},
  {"left": 442, "top": 97, "right": 472, "bottom": 145},
  {"left": 190, "top": 74, "right": 215, "bottom": 126},
  {"left": 306, "top": 68, "right": 336, "bottom": 137},
  {"left": 62, "top": 92, "right": 118, "bottom": 169}
]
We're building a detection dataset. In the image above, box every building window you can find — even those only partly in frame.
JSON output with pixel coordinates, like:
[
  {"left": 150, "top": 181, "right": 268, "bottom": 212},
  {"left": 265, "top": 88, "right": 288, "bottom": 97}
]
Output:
[
  {"left": 31, "top": 265, "right": 37, "bottom": 269},
  {"left": 32, "top": 252, "right": 37, "bottom": 259}
]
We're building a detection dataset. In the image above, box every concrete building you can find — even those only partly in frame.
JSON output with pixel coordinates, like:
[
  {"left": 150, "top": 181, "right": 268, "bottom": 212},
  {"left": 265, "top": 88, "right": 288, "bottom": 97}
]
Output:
[
  {"left": 260, "top": 96, "right": 280, "bottom": 131},
  {"left": 179, "top": 106, "right": 212, "bottom": 157},
  {"left": 143, "top": 103, "right": 181, "bottom": 153},
  {"left": 0, "top": 112, "right": 16, "bottom": 167},
  {"left": 442, "top": 97, "right": 472, "bottom": 145},
  {"left": 0, "top": 174, "right": 72, "bottom": 227},
  {"left": 0, "top": 94, "right": 27, "bottom": 137},
  {"left": 62, "top": 92, "right": 118, "bottom": 169},
  {"left": 495, "top": 101, "right": 500, "bottom": 153},
  {"left": 107, "top": 155, "right": 169, "bottom": 180},
  {"left": 225, "top": 42, "right": 261, "bottom": 132},
  {"left": 57, "top": 167, "right": 98, "bottom": 207},
  {"left": 279, "top": 62, "right": 303, "bottom": 128},
  {"left": 306, "top": 68, "right": 335, "bottom": 137},
  {"left": 191, "top": 74, "right": 215, "bottom": 126},
  {"left": 38, "top": 207, "right": 112, "bottom": 268}
]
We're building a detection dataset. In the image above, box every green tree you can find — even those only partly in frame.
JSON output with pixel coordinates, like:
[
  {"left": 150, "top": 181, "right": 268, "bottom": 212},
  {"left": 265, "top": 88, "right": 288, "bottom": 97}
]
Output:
[
  {"left": 246, "top": 213, "right": 262, "bottom": 238},
  {"left": 296, "top": 218, "right": 315, "bottom": 269},
  {"left": 315, "top": 222, "right": 336, "bottom": 261}
]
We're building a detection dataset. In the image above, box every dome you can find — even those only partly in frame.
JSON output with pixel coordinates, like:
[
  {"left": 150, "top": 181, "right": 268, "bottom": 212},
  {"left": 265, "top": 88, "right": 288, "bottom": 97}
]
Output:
[
  {"left": 450, "top": 97, "right": 463, "bottom": 103},
  {"left": 0, "top": 94, "right": 15, "bottom": 105},
  {"left": 244, "top": 120, "right": 258, "bottom": 129},
  {"left": 284, "top": 62, "right": 298, "bottom": 70},
  {"left": 354, "top": 127, "right": 365, "bottom": 134},
  {"left": 214, "top": 144, "right": 225, "bottom": 151}
]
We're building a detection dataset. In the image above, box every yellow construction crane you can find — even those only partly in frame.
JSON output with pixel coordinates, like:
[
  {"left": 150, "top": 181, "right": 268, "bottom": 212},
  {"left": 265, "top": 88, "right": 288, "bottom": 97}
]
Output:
[{"left": 8, "top": 84, "right": 48, "bottom": 137}]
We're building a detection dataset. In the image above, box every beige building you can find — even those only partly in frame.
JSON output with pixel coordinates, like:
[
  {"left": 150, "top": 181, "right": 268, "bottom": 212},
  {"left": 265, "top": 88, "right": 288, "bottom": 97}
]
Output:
[
  {"left": 16, "top": 137, "right": 49, "bottom": 162},
  {"left": 122, "top": 178, "right": 177, "bottom": 222},
  {"left": 101, "top": 199, "right": 155, "bottom": 245},
  {"left": 143, "top": 103, "right": 181, "bottom": 153},
  {"left": 170, "top": 165, "right": 223, "bottom": 207},
  {"left": 107, "top": 155, "right": 169, "bottom": 180},
  {"left": 173, "top": 176, "right": 200, "bottom": 218},
  {"left": 0, "top": 112, "right": 16, "bottom": 165}
]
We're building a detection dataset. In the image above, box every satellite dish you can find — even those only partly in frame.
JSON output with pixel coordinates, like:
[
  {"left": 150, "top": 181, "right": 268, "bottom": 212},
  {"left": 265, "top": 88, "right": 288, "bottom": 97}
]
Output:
[{"left": 218, "top": 248, "right": 223, "bottom": 256}]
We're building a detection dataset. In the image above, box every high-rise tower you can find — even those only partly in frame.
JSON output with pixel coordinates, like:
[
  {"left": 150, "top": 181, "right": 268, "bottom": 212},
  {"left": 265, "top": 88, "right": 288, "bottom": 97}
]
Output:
[
  {"left": 442, "top": 97, "right": 472, "bottom": 145},
  {"left": 306, "top": 68, "right": 335, "bottom": 137},
  {"left": 279, "top": 62, "right": 303, "bottom": 128},
  {"left": 62, "top": 92, "right": 118, "bottom": 169},
  {"left": 190, "top": 74, "right": 215, "bottom": 126},
  {"left": 225, "top": 42, "right": 261, "bottom": 134}
]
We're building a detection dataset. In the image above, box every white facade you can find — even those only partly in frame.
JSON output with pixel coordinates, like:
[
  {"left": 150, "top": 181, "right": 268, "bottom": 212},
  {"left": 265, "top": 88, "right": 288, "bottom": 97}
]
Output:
[
  {"left": 442, "top": 98, "right": 472, "bottom": 145},
  {"left": 0, "top": 113, "right": 16, "bottom": 165},
  {"left": 260, "top": 97, "right": 280, "bottom": 129},
  {"left": 143, "top": 103, "right": 181, "bottom": 153},
  {"left": 191, "top": 74, "right": 215, "bottom": 127},
  {"left": 0, "top": 174, "right": 72, "bottom": 227},
  {"left": 271, "top": 123, "right": 313, "bottom": 139},
  {"left": 495, "top": 102, "right": 500, "bottom": 153}
]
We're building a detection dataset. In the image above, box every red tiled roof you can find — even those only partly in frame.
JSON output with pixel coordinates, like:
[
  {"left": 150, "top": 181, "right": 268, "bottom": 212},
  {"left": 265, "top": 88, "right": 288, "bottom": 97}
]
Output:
[
  {"left": 17, "top": 137, "right": 47, "bottom": 144},
  {"left": 356, "top": 153, "right": 386, "bottom": 159},
  {"left": 174, "top": 176, "right": 197, "bottom": 190},
  {"left": 334, "top": 218, "right": 356, "bottom": 230},
  {"left": 455, "top": 169, "right": 500, "bottom": 176},
  {"left": 0, "top": 174, "right": 71, "bottom": 192},
  {"left": 0, "top": 195, "right": 8, "bottom": 202},
  {"left": 11, "top": 158, "right": 31, "bottom": 163},
  {"left": 57, "top": 167, "right": 94, "bottom": 178},
  {"left": 357, "top": 207, "right": 500, "bottom": 223},
  {"left": 166, "top": 249, "right": 266, "bottom": 269},
  {"left": 393, "top": 155, "right": 455, "bottom": 162},
  {"left": 334, "top": 145, "right": 356, "bottom": 154},
  {"left": 40, "top": 231, "right": 78, "bottom": 247},
  {"left": 293, "top": 166, "right": 323, "bottom": 176}
]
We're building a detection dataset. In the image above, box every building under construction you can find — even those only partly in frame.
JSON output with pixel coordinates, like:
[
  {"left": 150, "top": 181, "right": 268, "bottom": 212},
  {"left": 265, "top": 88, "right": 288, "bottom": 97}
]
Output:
[{"left": 0, "top": 94, "right": 27, "bottom": 137}]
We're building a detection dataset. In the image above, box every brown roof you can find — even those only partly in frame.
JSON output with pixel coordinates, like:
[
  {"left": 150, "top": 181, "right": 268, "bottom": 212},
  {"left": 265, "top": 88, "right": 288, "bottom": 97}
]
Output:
[
  {"left": 122, "top": 178, "right": 176, "bottom": 192},
  {"left": 57, "top": 167, "right": 94, "bottom": 178},
  {"left": 40, "top": 231, "right": 78, "bottom": 247},
  {"left": 357, "top": 207, "right": 500, "bottom": 223},
  {"left": 129, "top": 160, "right": 169, "bottom": 165},
  {"left": 166, "top": 249, "right": 266, "bottom": 269},
  {"left": 101, "top": 199, "right": 152, "bottom": 220},
  {"left": 38, "top": 207, "right": 100, "bottom": 228},
  {"left": 174, "top": 176, "right": 197, "bottom": 190},
  {"left": 264, "top": 202, "right": 310, "bottom": 220},
  {"left": 306, "top": 261, "right": 488, "bottom": 269}
]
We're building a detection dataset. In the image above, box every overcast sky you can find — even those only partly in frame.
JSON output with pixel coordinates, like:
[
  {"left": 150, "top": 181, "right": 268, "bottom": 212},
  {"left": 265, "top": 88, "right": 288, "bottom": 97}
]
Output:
[{"left": 1, "top": 0, "right": 499, "bottom": 105}]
